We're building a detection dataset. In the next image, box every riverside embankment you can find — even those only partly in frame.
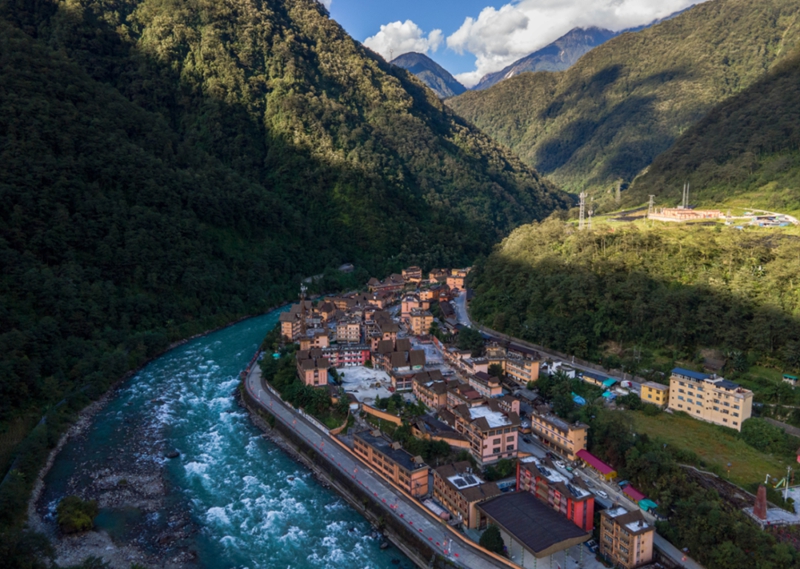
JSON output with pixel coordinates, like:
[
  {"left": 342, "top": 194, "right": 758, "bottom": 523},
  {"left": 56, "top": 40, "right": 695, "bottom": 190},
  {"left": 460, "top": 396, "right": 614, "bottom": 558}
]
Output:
[
  {"left": 32, "top": 310, "right": 406, "bottom": 568},
  {"left": 242, "top": 358, "right": 514, "bottom": 569}
]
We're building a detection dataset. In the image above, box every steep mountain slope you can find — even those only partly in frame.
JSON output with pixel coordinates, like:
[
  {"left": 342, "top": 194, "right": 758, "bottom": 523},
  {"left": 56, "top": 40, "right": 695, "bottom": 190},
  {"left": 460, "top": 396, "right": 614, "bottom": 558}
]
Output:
[
  {"left": 0, "top": 0, "right": 568, "bottom": 542},
  {"left": 391, "top": 52, "right": 467, "bottom": 98},
  {"left": 473, "top": 27, "right": 617, "bottom": 91},
  {"left": 628, "top": 49, "right": 800, "bottom": 211},
  {"left": 448, "top": 0, "right": 800, "bottom": 199}
]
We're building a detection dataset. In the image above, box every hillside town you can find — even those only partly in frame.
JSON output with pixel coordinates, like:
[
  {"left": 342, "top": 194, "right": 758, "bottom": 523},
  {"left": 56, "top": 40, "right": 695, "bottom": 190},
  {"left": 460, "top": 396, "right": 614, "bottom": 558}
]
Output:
[{"left": 264, "top": 266, "right": 774, "bottom": 569}]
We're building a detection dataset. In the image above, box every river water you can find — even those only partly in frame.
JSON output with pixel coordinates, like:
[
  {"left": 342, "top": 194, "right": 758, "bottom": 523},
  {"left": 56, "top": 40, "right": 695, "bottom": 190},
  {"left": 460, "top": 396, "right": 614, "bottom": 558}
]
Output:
[{"left": 41, "top": 310, "right": 407, "bottom": 568}]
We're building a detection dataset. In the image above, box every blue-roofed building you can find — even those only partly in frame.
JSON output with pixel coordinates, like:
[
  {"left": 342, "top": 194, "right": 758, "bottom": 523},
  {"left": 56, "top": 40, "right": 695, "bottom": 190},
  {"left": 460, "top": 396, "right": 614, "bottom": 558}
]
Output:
[{"left": 668, "top": 368, "right": 753, "bottom": 431}]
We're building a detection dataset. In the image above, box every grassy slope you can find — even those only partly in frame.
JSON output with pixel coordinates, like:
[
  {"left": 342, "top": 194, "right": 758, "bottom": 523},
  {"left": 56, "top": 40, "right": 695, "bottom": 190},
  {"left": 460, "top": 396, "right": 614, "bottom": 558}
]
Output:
[
  {"left": 447, "top": 0, "right": 800, "bottom": 198},
  {"left": 628, "top": 50, "right": 800, "bottom": 212},
  {"left": 629, "top": 411, "right": 790, "bottom": 487}
]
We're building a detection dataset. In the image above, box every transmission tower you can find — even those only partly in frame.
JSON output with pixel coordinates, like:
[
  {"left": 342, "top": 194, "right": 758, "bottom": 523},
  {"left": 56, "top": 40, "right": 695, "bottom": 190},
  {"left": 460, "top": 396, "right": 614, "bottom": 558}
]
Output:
[
  {"left": 579, "top": 192, "right": 586, "bottom": 230},
  {"left": 647, "top": 195, "right": 655, "bottom": 219}
]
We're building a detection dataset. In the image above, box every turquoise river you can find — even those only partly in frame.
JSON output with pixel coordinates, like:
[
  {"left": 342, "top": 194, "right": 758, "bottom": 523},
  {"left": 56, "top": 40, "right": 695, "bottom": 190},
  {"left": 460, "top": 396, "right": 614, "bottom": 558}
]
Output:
[{"left": 41, "top": 310, "right": 409, "bottom": 568}]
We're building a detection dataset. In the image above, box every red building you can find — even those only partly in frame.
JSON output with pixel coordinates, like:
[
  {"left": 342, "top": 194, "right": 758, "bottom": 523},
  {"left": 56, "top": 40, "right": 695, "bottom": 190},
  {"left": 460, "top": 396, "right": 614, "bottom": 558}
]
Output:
[
  {"left": 322, "top": 345, "right": 371, "bottom": 368},
  {"left": 517, "top": 457, "right": 595, "bottom": 531}
]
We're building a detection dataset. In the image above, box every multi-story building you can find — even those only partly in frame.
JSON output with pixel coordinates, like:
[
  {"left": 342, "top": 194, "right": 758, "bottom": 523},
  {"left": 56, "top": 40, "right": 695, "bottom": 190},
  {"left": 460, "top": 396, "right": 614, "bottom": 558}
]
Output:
[
  {"left": 452, "top": 400, "right": 520, "bottom": 466},
  {"left": 668, "top": 368, "right": 753, "bottom": 431},
  {"left": 367, "top": 274, "right": 406, "bottom": 293},
  {"left": 296, "top": 349, "right": 330, "bottom": 387},
  {"left": 409, "top": 308, "right": 434, "bottom": 336},
  {"left": 298, "top": 330, "right": 330, "bottom": 350},
  {"left": 429, "top": 269, "right": 449, "bottom": 283},
  {"left": 504, "top": 352, "right": 541, "bottom": 385},
  {"left": 335, "top": 319, "right": 362, "bottom": 344},
  {"left": 599, "top": 507, "right": 655, "bottom": 569},
  {"left": 322, "top": 345, "right": 370, "bottom": 368},
  {"left": 468, "top": 372, "right": 503, "bottom": 399},
  {"left": 413, "top": 371, "right": 449, "bottom": 409},
  {"left": 433, "top": 462, "right": 501, "bottom": 529},
  {"left": 446, "top": 269, "right": 468, "bottom": 290},
  {"left": 641, "top": 382, "right": 669, "bottom": 407},
  {"left": 495, "top": 395, "right": 520, "bottom": 416},
  {"left": 529, "top": 408, "right": 588, "bottom": 461},
  {"left": 401, "top": 294, "right": 420, "bottom": 320},
  {"left": 353, "top": 430, "right": 429, "bottom": 497},
  {"left": 446, "top": 382, "right": 485, "bottom": 410},
  {"left": 402, "top": 266, "right": 423, "bottom": 283},
  {"left": 517, "top": 457, "right": 595, "bottom": 531}
]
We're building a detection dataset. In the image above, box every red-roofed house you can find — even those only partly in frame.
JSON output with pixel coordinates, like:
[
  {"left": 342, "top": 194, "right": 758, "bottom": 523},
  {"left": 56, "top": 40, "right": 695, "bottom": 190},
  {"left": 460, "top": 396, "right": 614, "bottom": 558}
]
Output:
[
  {"left": 576, "top": 450, "right": 617, "bottom": 481},
  {"left": 623, "top": 485, "right": 646, "bottom": 502}
]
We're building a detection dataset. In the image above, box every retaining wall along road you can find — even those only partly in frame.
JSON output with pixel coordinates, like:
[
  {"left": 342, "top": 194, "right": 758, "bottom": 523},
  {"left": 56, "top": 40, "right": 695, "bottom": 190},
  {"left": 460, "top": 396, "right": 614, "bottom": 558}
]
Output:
[{"left": 238, "top": 382, "right": 457, "bottom": 569}]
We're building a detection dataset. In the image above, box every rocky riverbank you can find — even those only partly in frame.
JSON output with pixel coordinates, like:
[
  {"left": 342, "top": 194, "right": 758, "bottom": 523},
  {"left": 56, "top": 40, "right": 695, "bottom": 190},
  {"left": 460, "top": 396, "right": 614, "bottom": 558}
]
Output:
[{"left": 28, "top": 394, "right": 198, "bottom": 569}]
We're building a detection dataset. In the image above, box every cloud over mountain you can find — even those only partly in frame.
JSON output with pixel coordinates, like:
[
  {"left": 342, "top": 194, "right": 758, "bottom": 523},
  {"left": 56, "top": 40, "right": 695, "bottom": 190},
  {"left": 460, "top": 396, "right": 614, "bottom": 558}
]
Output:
[
  {"left": 364, "top": 20, "right": 444, "bottom": 60},
  {"left": 448, "top": 0, "right": 706, "bottom": 86}
]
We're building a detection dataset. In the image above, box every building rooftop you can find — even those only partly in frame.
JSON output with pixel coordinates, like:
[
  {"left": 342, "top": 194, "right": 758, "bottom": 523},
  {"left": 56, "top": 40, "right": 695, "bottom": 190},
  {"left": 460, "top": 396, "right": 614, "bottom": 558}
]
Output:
[
  {"left": 576, "top": 450, "right": 616, "bottom": 476},
  {"left": 604, "top": 508, "right": 652, "bottom": 535},
  {"left": 355, "top": 431, "right": 426, "bottom": 472},
  {"left": 468, "top": 404, "right": 513, "bottom": 428},
  {"left": 478, "top": 492, "right": 590, "bottom": 558},
  {"left": 642, "top": 381, "right": 669, "bottom": 391},
  {"left": 671, "top": 367, "right": 712, "bottom": 381}
]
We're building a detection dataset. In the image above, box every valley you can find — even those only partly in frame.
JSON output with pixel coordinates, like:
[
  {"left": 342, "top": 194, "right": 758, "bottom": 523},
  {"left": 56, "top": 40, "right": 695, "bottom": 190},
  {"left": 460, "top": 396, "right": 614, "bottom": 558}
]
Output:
[{"left": 4, "top": 0, "right": 800, "bottom": 568}]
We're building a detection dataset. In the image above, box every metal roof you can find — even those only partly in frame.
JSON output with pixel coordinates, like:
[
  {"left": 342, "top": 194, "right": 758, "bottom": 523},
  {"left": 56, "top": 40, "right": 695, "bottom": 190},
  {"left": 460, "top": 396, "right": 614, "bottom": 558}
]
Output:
[
  {"left": 477, "top": 492, "right": 589, "bottom": 557},
  {"left": 671, "top": 367, "right": 712, "bottom": 381}
]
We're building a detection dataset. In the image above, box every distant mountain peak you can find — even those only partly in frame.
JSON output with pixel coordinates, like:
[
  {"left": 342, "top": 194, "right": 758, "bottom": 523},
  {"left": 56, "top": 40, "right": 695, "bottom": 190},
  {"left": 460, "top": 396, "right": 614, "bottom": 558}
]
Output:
[
  {"left": 473, "top": 26, "right": 617, "bottom": 91},
  {"left": 391, "top": 52, "right": 466, "bottom": 99}
]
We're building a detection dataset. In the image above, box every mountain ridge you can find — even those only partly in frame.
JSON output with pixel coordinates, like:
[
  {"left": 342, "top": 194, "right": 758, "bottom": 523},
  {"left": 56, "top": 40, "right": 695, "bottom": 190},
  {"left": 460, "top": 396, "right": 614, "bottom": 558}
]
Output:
[
  {"left": 391, "top": 52, "right": 467, "bottom": 98},
  {"left": 473, "top": 26, "right": 618, "bottom": 91},
  {"left": 447, "top": 0, "right": 800, "bottom": 198}
]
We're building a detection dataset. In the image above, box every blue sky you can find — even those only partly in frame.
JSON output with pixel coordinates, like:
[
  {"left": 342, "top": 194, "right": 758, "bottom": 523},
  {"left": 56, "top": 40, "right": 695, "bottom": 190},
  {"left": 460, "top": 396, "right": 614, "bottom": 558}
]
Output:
[
  {"left": 325, "top": 0, "right": 706, "bottom": 87},
  {"left": 328, "top": 0, "right": 496, "bottom": 77}
]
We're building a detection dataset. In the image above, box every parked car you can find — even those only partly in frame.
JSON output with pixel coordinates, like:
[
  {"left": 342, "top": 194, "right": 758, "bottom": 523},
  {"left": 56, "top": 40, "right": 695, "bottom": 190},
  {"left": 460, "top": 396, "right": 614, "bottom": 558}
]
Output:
[
  {"left": 522, "top": 437, "right": 532, "bottom": 444},
  {"left": 554, "top": 460, "right": 566, "bottom": 469},
  {"left": 585, "top": 540, "right": 598, "bottom": 553},
  {"left": 617, "top": 480, "right": 629, "bottom": 488},
  {"left": 596, "top": 490, "right": 609, "bottom": 499}
]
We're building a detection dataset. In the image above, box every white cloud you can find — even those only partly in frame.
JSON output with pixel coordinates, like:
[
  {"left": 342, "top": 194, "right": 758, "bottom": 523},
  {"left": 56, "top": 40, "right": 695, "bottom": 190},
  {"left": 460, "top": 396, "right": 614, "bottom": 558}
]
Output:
[
  {"left": 363, "top": 20, "right": 444, "bottom": 61},
  {"left": 447, "top": 0, "right": 708, "bottom": 87}
]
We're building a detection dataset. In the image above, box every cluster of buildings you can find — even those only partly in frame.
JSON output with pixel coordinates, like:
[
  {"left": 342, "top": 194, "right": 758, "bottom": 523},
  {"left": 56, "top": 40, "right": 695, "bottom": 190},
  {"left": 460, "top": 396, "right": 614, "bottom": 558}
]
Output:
[{"left": 279, "top": 268, "right": 668, "bottom": 568}]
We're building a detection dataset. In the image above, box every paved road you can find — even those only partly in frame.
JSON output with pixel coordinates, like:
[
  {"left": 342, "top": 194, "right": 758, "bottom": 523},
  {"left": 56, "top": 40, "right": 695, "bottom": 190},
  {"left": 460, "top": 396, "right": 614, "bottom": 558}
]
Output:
[
  {"left": 244, "top": 363, "right": 507, "bottom": 569},
  {"left": 453, "top": 291, "right": 472, "bottom": 327}
]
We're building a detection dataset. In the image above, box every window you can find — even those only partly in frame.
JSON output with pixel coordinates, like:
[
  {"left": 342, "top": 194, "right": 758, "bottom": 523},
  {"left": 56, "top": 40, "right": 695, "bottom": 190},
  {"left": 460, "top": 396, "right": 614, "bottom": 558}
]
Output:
[
  {"left": 734, "top": 405, "right": 740, "bottom": 409},
  {"left": 493, "top": 447, "right": 501, "bottom": 454},
  {"left": 678, "top": 395, "right": 685, "bottom": 401},
  {"left": 723, "top": 418, "right": 728, "bottom": 423}
]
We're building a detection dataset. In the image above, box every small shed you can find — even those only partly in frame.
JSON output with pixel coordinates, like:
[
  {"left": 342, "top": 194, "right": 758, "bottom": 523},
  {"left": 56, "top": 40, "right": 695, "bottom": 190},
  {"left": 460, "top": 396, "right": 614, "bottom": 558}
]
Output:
[{"left": 623, "top": 485, "right": 646, "bottom": 502}]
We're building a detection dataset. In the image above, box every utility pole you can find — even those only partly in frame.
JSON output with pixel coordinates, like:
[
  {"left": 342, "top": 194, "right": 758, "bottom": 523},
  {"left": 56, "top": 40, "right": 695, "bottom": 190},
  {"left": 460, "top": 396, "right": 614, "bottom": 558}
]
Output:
[
  {"left": 647, "top": 195, "right": 655, "bottom": 219},
  {"left": 579, "top": 192, "right": 586, "bottom": 230},
  {"left": 616, "top": 182, "right": 621, "bottom": 204}
]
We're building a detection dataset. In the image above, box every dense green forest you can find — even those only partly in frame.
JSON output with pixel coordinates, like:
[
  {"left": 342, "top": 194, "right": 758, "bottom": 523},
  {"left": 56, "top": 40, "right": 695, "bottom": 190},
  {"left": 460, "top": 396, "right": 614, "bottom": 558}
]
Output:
[
  {"left": 0, "top": 0, "right": 568, "bottom": 558},
  {"left": 470, "top": 219, "right": 800, "bottom": 372},
  {"left": 628, "top": 49, "right": 800, "bottom": 212},
  {"left": 448, "top": 0, "right": 800, "bottom": 200},
  {"left": 391, "top": 52, "right": 466, "bottom": 99}
]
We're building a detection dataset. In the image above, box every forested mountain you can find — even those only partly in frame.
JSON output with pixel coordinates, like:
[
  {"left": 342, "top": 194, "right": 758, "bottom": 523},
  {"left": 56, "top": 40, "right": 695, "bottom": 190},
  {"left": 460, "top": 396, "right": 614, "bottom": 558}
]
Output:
[
  {"left": 0, "top": 0, "right": 567, "bottom": 550},
  {"left": 470, "top": 219, "right": 800, "bottom": 371},
  {"left": 448, "top": 0, "right": 800, "bottom": 199},
  {"left": 391, "top": 52, "right": 467, "bottom": 98},
  {"left": 473, "top": 27, "right": 617, "bottom": 91},
  {"left": 628, "top": 49, "right": 800, "bottom": 211}
]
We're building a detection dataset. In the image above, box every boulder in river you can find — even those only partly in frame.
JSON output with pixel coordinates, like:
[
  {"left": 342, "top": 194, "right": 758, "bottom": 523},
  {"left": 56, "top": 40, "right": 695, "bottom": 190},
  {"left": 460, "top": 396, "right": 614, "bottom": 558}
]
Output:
[{"left": 165, "top": 451, "right": 180, "bottom": 459}]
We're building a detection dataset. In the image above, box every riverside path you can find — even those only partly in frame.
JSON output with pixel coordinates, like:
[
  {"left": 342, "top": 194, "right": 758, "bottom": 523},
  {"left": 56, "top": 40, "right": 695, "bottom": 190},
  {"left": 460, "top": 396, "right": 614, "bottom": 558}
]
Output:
[{"left": 244, "top": 363, "right": 509, "bottom": 569}]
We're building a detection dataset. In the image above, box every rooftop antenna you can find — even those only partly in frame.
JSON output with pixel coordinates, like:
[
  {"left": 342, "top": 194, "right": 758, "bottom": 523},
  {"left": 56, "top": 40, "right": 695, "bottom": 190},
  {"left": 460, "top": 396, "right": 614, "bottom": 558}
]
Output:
[
  {"left": 579, "top": 192, "right": 586, "bottom": 230},
  {"left": 647, "top": 195, "right": 655, "bottom": 219}
]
